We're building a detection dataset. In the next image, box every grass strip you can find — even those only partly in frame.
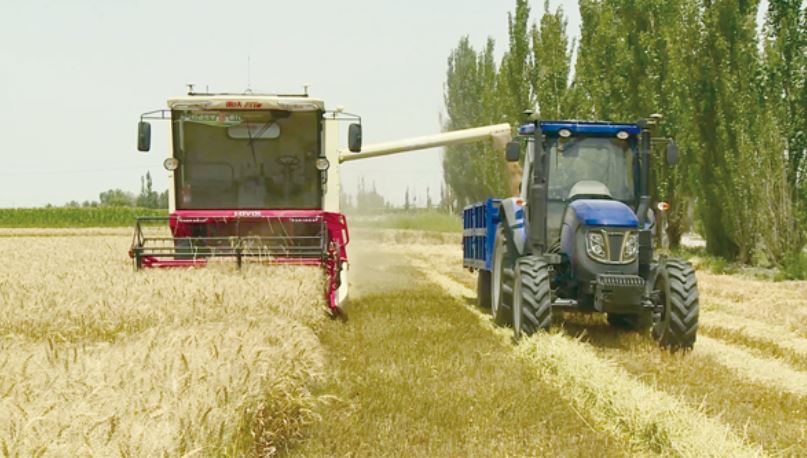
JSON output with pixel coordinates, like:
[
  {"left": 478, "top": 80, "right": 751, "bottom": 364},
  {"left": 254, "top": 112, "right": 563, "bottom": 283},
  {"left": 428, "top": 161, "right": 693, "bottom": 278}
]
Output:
[{"left": 0, "top": 207, "right": 167, "bottom": 228}]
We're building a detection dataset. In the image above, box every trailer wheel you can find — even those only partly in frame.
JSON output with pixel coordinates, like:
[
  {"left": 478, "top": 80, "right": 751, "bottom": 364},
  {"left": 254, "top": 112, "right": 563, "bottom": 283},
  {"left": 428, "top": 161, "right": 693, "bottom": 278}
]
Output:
[
  {"left": 491, "top": 226, "right": 513, "bottom": 326},
  {"left": 513, "top": 255, "right": 552, "bottom": 339},
  {"left": 652, "top": 258, "right": 699, "bottom": 350},
  {"left": 477, "top": 270, "right": 492, "bottom": 309}
]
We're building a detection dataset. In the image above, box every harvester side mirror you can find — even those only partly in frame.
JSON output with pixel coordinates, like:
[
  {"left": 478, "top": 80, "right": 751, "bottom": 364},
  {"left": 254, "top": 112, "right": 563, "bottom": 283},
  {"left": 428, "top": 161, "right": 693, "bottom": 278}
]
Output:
[
  {"left": 138, "top": 121, "right": 151, "bottom": 152},
  {"left": 348, "top": 123, "right": 362, "bottom": 152},
  {"left": 505, "top": 141, "right": 521, "bottom": 162},
  {"left": 666, "top": 139, "right": 678, "bottom": 166}
]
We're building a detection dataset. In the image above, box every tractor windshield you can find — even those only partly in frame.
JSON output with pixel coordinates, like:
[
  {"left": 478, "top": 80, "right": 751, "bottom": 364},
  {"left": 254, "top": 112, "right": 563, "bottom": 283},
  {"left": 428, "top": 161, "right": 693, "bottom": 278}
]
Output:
[
  {"left": 547, "top": 137, "right": 636, "bottom": 203},
  {"left": 542, "top": 137, "right": 636, "bottom": 242},
  {"left": 171, "top": 109, "right": 322, "bottom": 210}
]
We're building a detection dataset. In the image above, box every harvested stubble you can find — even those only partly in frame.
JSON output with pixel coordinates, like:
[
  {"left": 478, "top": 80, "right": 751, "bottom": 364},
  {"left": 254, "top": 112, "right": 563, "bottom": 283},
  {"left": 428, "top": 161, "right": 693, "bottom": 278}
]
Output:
[
  {"left": 698, "top": 272, "right": 807, "bottom": 335},
  {"left": 0, "top": 236, "right": 327, "bottom": 456},
  {"left": 407, "top": 255, "right": 765, "bottom": 457}
]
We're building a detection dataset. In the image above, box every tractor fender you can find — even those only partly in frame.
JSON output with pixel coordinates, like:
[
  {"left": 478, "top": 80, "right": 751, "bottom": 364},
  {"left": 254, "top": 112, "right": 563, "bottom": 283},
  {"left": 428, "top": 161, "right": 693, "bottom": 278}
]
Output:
[
  {"left": 499, "top": 197, "right": 528, "bottom": 256},
  {"left": 645, "top": 257, "right": 662, "bottom": 295}
]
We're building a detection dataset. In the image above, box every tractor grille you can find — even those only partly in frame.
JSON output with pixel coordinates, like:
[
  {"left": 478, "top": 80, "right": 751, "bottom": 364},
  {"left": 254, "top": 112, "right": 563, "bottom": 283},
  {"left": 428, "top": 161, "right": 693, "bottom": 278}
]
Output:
[
  {"left": 607, "top": 232, "right": 625, "bottom": 262},
  {"left": 597, "top": 274, "right": 645, "bottom": 288}
]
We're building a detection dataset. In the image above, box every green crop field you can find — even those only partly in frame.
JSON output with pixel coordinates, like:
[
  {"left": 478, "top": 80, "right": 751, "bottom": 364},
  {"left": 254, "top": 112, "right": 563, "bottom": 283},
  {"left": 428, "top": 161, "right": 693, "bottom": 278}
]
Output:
[{"left": 0, "top": 207, "right": 167, "bottom": 228}]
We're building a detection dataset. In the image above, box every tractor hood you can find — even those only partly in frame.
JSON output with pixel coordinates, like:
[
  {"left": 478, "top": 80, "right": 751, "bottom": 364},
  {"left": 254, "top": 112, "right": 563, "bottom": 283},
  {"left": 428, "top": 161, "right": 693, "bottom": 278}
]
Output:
[{"left": 567, "top": 200, "right": 639, "bottom": 228}]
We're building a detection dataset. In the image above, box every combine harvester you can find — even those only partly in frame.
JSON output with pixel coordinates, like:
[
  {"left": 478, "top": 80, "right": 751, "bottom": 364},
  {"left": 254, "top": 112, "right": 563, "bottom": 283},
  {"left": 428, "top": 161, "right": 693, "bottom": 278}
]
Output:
[
  {"left": 131, "top": 88, "right": 510, "bottom": 313},
  {"left": 463, "top": 114, "right": 700, "bottom": 349}
]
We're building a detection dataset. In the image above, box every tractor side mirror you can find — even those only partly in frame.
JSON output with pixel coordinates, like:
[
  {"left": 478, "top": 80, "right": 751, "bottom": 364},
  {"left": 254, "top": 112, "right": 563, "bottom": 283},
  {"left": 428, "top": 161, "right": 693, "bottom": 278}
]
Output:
[
  {"left": 505, "top": 141, "right": 521, "bottom": 162},
  {"left": 666, "top": 139, "right": 678, "bottom": 166},
  {"left": 348, "top": 123, "right": 362, "bottom": 152},
  {"left": 138, "top": 121, "right": 151, "bottom": 152}
]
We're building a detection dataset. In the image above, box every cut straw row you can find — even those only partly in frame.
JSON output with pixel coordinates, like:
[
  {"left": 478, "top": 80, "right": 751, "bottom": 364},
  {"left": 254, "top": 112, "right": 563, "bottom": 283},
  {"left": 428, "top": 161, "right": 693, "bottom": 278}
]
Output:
[{"left": 408, "top": 256, "right": 765, "bottom": 457}]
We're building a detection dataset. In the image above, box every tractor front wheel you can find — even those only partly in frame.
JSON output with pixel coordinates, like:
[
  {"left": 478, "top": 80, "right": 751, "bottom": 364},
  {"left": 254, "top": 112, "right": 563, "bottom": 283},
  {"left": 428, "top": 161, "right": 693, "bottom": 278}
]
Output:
[
  {"left": 513, "top": 256, "right": 552, "bottom": 339},
  {"left": 652, "top": 258, "right": 699, "bottom": 350}
]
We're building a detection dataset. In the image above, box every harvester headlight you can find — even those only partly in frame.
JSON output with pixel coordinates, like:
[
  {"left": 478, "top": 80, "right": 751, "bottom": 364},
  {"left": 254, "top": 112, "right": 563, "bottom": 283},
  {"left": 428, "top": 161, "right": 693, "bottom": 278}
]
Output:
[
  {"left": 616, "top": 130, "right": 629, "bottom": 140},
  {"left": 315, "top": 158, "right": 330, "bottom": 171},
  {"left": 559, "top": 128, "right": 572, "bottom": 138},
  {"left": 163, "top": 158, "right": 179, "bottom": 171},
  {"left": 622, "top": 232, "right": 639, "bottom": 261},
  {"left": 586, "top": 231, "right": 608, "bottom": 261}
]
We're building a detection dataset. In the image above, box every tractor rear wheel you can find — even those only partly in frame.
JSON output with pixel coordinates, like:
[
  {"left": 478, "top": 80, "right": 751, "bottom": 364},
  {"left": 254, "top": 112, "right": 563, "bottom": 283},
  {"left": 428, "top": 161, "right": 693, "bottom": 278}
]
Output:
[
  {"left": 491, "top": 226, "right": 513, "bottom": 326},
  {"left": 652, "top": 258, "right": 699, "bottom": 350},
  {"left": 513, "top": 256, "right": 552, "bottom": 339},
  {"left": 477, "top": 270, "right": 492, "bottom": 309}
]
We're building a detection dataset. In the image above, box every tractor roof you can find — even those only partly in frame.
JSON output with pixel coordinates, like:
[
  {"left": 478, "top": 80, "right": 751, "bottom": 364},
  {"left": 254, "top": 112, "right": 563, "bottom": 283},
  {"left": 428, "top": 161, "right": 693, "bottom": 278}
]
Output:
[
  {"left": 518, "top": 121, "right": 641, "bottom": 136},
  {"left": 167, "top": 94, "right": 325, "bottom": 112}
]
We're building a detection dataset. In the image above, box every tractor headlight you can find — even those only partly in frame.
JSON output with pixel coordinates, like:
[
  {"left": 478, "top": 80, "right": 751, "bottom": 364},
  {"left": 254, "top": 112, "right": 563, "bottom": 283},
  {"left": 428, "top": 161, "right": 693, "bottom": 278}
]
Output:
[
  {"left": 586, "top": 231, "right": 608, "bottom": 262},
  {"left": 622, "top": 232, "right": 639, "bottom": 261}
]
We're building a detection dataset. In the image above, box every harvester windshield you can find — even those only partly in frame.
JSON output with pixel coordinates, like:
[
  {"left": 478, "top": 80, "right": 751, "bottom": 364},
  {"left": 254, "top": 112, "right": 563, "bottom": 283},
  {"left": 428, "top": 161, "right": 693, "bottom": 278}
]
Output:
[
  {"left": 547, "top": 137, "right": 636, "bottom": 203},
  {"left": 172, "top": 109, "right": 322, "bottom": 210}
]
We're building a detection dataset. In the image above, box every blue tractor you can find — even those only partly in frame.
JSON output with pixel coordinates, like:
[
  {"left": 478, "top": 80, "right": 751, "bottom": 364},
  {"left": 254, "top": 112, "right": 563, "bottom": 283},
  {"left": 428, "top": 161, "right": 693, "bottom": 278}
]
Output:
[{"left": 463, "top": 116, "right": 699, "bottom": 349}]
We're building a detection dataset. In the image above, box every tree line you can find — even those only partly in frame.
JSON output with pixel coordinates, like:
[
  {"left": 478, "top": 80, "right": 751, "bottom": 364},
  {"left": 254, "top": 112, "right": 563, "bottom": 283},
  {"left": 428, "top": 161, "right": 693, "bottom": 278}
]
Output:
[
  {"left": 443, "top": 0, "right": 806, "bottom": 266},
  {"left": 60, "top": 172, "right": 168, "bottom": 209}
]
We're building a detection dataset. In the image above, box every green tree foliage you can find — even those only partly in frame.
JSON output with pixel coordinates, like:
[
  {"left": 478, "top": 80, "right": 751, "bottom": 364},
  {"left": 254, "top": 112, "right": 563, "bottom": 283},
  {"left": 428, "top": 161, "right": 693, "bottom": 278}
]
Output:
[
  {"left": 762, "top": 0, "right": 807, "bottom": 218},
  {"left": 443, "top": 0, "right": 804, "bottom": 265},
  {"left": 99, "top": 189, "right": 135, "bottom": 207},
  {"left": 531, "top": 1, "right": 575, "bottom": 119},
  {"left": 570, "top": 0, "right": 804, "bottom": 262},
  {"left": 136, "top": 172, "right": 162, "bottom": 209},
  {"left": 442, "top": 3, "right": 574, "bottom": 209},
  {"left": 499, "top": 0, "right": 534, "bottom": 124},
  {"left": 443, "top": 37, "right": 510, "bottom": 209}
]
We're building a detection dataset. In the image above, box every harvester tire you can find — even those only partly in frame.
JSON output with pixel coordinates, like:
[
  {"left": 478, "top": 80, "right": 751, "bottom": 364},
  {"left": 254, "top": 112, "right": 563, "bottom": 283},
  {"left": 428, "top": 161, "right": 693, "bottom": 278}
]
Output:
[
  {"left": 477, "top": 270, "right": 492, "bottom": 309},
  {"left": 491, "top": 226, "right": 513, "bottom": 326},
  {"left": 652, "top": 258, "right": 699, "bottom": 350},
  {"left": 513, "top": 255, "right": 552, "bottom": 339}
]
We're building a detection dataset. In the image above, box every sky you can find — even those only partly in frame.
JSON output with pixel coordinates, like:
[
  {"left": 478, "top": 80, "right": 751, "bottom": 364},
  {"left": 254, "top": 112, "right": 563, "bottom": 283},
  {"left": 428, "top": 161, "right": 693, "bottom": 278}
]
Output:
[{"left": 0, "top": 0, "right": 581, "bottom": 208}]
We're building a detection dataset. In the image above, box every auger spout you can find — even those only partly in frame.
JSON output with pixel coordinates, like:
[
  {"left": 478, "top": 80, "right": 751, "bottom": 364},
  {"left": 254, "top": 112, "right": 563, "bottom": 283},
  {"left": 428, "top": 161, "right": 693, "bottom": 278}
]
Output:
[{"left": 339, "top": 123, "right": 512, "bottom": 163}]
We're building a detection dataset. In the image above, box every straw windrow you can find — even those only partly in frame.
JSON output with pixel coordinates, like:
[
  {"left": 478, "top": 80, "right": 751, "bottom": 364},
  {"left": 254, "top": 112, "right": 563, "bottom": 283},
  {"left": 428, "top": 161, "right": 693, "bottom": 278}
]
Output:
[{"left": 408, "top": 256, "right": 765, "bottom": 457}]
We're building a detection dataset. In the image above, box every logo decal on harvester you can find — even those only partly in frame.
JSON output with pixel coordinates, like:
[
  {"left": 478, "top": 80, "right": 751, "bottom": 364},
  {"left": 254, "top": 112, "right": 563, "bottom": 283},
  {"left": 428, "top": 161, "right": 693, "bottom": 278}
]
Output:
[{"left": 234, "top": 211, "right": 261, "bottom": 217}]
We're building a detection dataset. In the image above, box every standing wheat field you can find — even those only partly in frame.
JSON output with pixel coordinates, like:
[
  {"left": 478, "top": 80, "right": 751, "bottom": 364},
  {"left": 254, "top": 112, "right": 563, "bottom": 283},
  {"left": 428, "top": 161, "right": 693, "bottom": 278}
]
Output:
[
  {"left": 0, "top": 233, "right": 327, "bottom": 456},
  {"left": 1, "top": 228, "right": 805, "bottom": 456}
]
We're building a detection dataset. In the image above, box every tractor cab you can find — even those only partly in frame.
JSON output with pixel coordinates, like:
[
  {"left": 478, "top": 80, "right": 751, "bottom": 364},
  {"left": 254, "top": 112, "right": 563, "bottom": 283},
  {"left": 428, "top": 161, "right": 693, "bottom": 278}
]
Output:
[{"left": 517, "top": 122, "right": 643, "bottom": 245}]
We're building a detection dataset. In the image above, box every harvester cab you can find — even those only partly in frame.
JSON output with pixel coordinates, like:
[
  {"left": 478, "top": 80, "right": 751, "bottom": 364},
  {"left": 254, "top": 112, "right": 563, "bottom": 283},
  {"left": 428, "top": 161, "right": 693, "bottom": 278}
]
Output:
[
  {"left": 463, "top": 116, "right": 699, "bottom": 350},
  {"left": 131, "top": 89, "right": 511, "bottom": 314}
]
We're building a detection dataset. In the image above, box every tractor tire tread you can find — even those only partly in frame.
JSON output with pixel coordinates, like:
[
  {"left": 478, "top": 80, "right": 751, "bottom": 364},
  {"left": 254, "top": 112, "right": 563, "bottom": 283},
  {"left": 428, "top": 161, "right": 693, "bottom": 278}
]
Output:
[
  {"left": 517, "top": 256, "right": 552, "bottom": 336},
  {"left": 655, "top": 258, "right": 699, "bottom": 350}
]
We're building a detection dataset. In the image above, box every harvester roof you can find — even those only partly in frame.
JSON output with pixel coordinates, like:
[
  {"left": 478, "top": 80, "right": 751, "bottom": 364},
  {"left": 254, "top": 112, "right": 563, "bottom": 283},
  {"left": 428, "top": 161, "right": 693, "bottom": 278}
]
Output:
[{"left": 167, "top": 94, "right": 325, "bottom": 112}]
